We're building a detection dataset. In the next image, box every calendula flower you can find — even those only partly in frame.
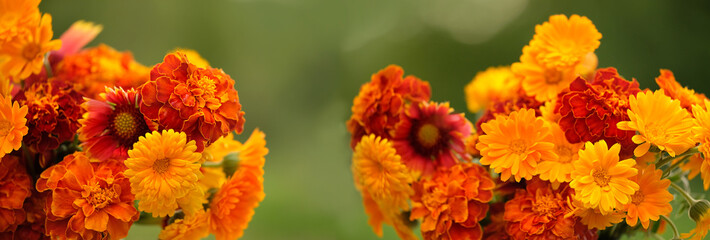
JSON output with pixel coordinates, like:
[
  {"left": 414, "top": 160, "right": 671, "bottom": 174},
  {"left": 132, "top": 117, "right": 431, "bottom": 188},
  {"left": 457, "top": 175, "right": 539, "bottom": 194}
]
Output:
[
  {"left": 410, "top": 163, "right": 495, "bottom": 240},
  {"left": 692, "top": 99, "right": 710, "bottom": 190},
  {"left": 0, "top": 0, "right": 40, "bottom": 44},
  {"left": 393, "top": 101, "right": 471, "bottom": 176},
  {"left": 209, "top": 158, "right": 265, "bottom": 240},
  {"left": 569, "top": 140, "right": 639, "bottom": 214},
  {"left": 139, "top": 52, "right": 245, "bottom": 152},
  {"left": 537, "top": 123, "right": 583, "bottom": 183},
  {"left": 0, "top": 13, "right": 61, "bottom": 80},
  {"left": 617, "top": 90, "right": 695, "bottom": 157},
  {"left": 36, "top": 152, "right": 139, "bottom": 240},
  {"left": 171, "top": 48, "right": 210, "bottom": 68},
  {"left": 682, "top": 153, "right": 703, "bottom": 180},
  {"left": 55, "top": 44, "right": 149, "bottom": 98},
  {"left": 50, "top": 20, "right": 102, "bottom": 62},
  {"left": 464, "top": 66, "right": 519, "bottom": 113},
  {"left": 571, "top": 204, "right": 625, "bottom": 230},
  {"left": 624, "top": 164, "right": 673, "bottom": 229},
  {"left": 556, "top": 68, "right": 641, "bottom": 158},
  {"left": 656, "top": 69, "right": 707, "bottom": 112},
  {"left": 0, "top": 155, "right": 31, "bottom": 232},
  {"left": 124, "top": 129, "right": 204, "bottom": 217},
  {"left": 0, "top": 94, "right": 28, "bottom": 158},
  {"left": 528, "top": 14, "right": 601, "bottom": 70},
  {"left": 477, "top": 108, "right": 556, "bottom": 182},
  {"left": 159, "top": 210, "right": 210, "bottom": 240},
  {"left": 78, "top": 87, "right": 154, "bottom": 161},
  {"left": 347, "top": 65, "right": 431, "bottom": 148}
]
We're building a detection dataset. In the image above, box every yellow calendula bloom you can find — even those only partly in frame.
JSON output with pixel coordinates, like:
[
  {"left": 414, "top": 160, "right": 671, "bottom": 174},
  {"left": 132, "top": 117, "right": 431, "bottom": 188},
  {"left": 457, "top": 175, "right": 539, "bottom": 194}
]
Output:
[
  {"left": 124, "top": 129, "right": 204, "bottom": 217},
  {"left": 624, "top": 164, "right": 673, "bottom": 229},
  {"left": 463, "top": 66, "right": 519, "bottom": 113},
  {"left": 0, "top": 94, "right": 27, "bottom": 158},
  {"left": 537, "top": 122, "right": 582, "bottom": 183},
  {"left": 617, "top": 90, "right": 695, "bottom": 157},
  {"left": 570, "top": 140, "right": 639, "bottom": 214},
  {"left": 0, "top": 0, "right": 40, "bottom": 44},
  {"left": 529, "top": 14, "right": 602, "bottom": 70},
  {"left": 477, "top": 108, "right": 556, "bottom": 182},
  {"left": 158, "top": 210, "right": 210, "bottom": 240},
  {"left": 0, "top": 13, "right": 61, "bottom": 80}
]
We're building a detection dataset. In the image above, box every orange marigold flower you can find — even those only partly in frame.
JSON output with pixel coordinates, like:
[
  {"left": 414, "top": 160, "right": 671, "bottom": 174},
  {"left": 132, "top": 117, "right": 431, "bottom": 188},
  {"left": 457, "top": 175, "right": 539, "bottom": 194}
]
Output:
[
  {"left": 477, "top": 108, "right": 556, "bottom": 182},
  {"left": 504, "top": 179, "right": 595, "bottom": 240},
  {"left": 124, "top": 129, "right": 204, "bottom": 217},
  {"left": 352, "top": 134, "right": 415, "bottom": 239},
  {"left": 0, "top": 94, "right": 28, "bottom": 158},
  {"left": 410, "top": 163, "right": 495, "bottom": 240},
  {"left": 35, "top": 152, "right": 139, "bottom": 240},
  {"left": 139, "top": 52, "right": 245, "bottom": 152},
  {"left": 78, "top": 87, "right": 155, "bottom": 161},
  {"left": 692, "top": 99, "right": 710, "bottom": 190},
  {"left": 528, "top": 14, "right": 601, "bottom": 70},
  {"left": 50, "top": 20, "right": 102, "bottom": 62},
  {"left": 656, "top": 69, "right": 707, "bottom": 112},
  {"left": 0, "top": 13, "right": 61, "bottom": 80},
  {"left": 347, "top": 65, "right": 431, "bottom": 148},
  {"left": 569, "top": 140, "right": 639, "bottom": 214},
  {"left": 54, "top": 44, "right": 149, "bottom": 99},
  {"left": 0, "top": 155, "right": 31, "bottom": 232},
  {"left": 0, "top": 0, "right": 40, "bottom": 44},
  {"left": 392, "top": 101, "right": 471, "bottom": 176},
  {"left": 617, "top": 90, "right": 695, "bottom": 157},
  {"left": 464, "top": 66, "right": 520, "bottom": 113},
  {"left": 537, "top": 122, "right": 583, "bottom": 183},
  {"left": 209, "top": 138, "right": 266, "bottom": 240},
  {"left": 624, "top": 164, "right": 672, "bottom": 229},
  {"left": 474, "top": 89, "right": 544, "bottom": 135},
  {"left": 159, "top": 210, "right": 210, "bottom": 240},
  {"left": 556, "top": 68, "right": 641, "bottom": 158}
]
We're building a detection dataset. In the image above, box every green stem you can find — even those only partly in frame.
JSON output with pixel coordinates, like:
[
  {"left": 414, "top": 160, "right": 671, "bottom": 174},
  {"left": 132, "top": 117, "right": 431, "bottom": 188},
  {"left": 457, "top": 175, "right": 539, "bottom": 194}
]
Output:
[
  {"left": 659, "top": 215, "right": 681, "bottom": 239},
  {"left": 201, "top": 161, "right": 224, "bottom": 168},
  {"left": 670, "top": 182, "right": 696, "bottom": 205},
  {"left": 663, "top": 155, "right": 690, "bottom": 177}
]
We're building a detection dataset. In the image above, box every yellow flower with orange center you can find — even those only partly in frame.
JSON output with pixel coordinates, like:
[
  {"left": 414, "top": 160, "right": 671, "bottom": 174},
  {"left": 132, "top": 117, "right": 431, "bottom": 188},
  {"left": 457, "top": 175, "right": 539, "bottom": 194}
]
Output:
[
  {"left": 537, "top": 122, "right": 583, "bottom": 183},
  {"left": 624, "top": 164, "right": 673, "bottom": 229},
  {"left": 124, "top": 129, "right": 204, "bottom": 217},
  {"left": 617, "top": 90, "right": 695, "bottom": 157},
  {"left": 0, "top": 94, "right": 27, "bottom": 158},
  {"left": 0, "top": 13, "right": 61, "bottom": 80},
  {"left": 159, "top": 210, "right": 210, "bottom": 240},
  {"left": 464, "top": 66, "right": 520, "bottom": 113},
  {"left": 692, "top": 99, "right": 710, "bottom": 190},
  {"left": 477, "top": 108, "right": 556, "bottom": 182},
  {"left": 569, "top": 140, "right": 638, "bottom": 214}
]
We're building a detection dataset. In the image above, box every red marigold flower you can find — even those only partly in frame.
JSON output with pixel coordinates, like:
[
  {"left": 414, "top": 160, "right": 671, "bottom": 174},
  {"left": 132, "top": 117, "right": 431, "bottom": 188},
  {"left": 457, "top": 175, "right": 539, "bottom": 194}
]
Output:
[
  {"left": 13, "top": 78, "right": 83, "bottom": 166},
  {"left": 0, "top": 155, "right": 32, "bottom": 233},
  {"left": 346, "top": 65, "right": 431, "bottom": 148},
  {"left": 410, "top": 163, "right": 495, "bottom": 240},
  {"left": 504, "top": 179, "right": 596, "bottom": 240},
  {"left": 36, "top": 152, "right": 139, "bottom": 240},
  {"left": 78, "top": 87, "right": 155, "bottom": 161},
  {"left": 54, "top": 44, "right": 149, "bottom": 99},
  {"left": 392, "top": 101, "right": 471, "bottom": 176},
  {"left": 139, "top": 52, "right": 245, "bottom": 152},
  {"left": 555, "top": 68, "right": 640, "bottom": 157}
]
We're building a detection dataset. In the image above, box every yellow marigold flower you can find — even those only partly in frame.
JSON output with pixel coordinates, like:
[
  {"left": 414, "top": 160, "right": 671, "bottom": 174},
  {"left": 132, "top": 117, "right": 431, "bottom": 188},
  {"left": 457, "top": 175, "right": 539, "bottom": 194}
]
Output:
[
  {"left": 0, "top": 94, "right": 27, "bottom": 158},
  {"left": 170, "top": 48, "right": 210, "bottom": 68},
  {"left": 570, "top": 140, "right": 639, "bottom": 214},
  {"left": 692, "top": 99, "right": 710, "bottom": 190},
  {"left": 618, "top": 90, "right": 695, "bottom": 157},
  {"left": 537, "top": 122, "right": 583, "bottom": 183},
  {"left": 529, "top": 14, "right": 602, "bottom": 70},
  {"left": 0, "top": 13, "right": 61, "bottom": 80},
  {"left": 159, "top": 210, "right": 210, "bottom": 240},
  {"left": 624, "top": 164, "right": 673, "bottom": 229},
  {"left": 463, "top": 66, "right": 519, "bottom": 113},
  {"left": 124, "top": 129, "right": 204, "bottom": 217},
  {"left": 477, "top": 108, "right": 556, "bottom": 182}
]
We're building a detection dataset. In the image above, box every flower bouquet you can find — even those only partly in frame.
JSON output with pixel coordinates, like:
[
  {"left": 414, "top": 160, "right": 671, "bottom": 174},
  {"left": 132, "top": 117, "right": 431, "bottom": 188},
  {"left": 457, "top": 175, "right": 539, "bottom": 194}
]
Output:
[
  {"left": 348, "top": 14, "right": 710, "bottom": 240},
  {"left": 0, "top": 1, "right": 267, "bottom": 239}
]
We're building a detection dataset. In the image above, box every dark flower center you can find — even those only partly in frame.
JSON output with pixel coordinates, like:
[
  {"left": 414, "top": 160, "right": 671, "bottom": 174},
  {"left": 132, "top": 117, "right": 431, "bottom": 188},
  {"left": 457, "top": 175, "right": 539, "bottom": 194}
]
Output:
[{"left": 110, "top": 105, "right": 150, "bottom": 146}]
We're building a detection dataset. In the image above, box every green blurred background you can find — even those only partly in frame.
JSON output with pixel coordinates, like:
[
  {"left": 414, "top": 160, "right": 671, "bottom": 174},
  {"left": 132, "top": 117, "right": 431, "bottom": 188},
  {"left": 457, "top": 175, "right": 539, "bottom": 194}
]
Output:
[{"left": 40, "top": 0, "right": 710, "bottom": 239}]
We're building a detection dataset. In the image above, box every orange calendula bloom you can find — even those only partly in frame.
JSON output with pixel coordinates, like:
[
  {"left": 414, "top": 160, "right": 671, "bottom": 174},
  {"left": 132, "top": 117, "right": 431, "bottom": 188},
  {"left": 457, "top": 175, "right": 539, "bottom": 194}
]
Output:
[
  {"left": 477, "top": 108, "right": 556, "bottom": 182},
  {"left": 656, "top": 69, "right": 707, "bottom": 112},
  {"left": 569, "top": 140, "right": 639, "bottom": 214},
  {"left": 36, "top": 152, "right": 139, "bottom": 240},
  {"left": 692, "top": 99, "right": 710, "bottom": 190},
  {"left": 124, "top": 129, "right": 204, "bottom": 217},
  {"left": 209, "top": 130, "right": 267, "bottom": 240},
  {"left": 139, "top": 52, "right": 245, "bottom": 152},
  {"left": 0, "top": 0, "right": 40, "bottom": 43},
  {"left": 0, "top": 13, "right": 61, "bottom": 80},
  {"left": 352, "top": 134, "right": 415, "bottom": 239},
  {"left": 528, "top": 14, "right": 601, "bottom": 70},
  {"left": 198, "top": 133, "right": 241, "bottom": 192},
  {"left": 347, "top": 65, "right": 431, "bottom": 148},
  {"left": 624, "top": 164, "right": 672, "bottom": 229},
  {"left": 410, "top": 163, "right": 495, "bottom": 240},
  {"left": 0, "top": 94, "right": 28, "bottom": 158},
  {"left": 0, "top": 155, "right": 31, "bottom": 233},
  {"left": 464, "top": 66, "right": 519, "bottom": 113},
  {"left": 78, "top": 87, "right": 154, "bottom": 161},
  {"left": 392, "top": 101, "right": 471, "bottom": 176},
  {"left": 617, "top": 90, "right": 695, "bottom": 157},
  {"left": 159, "top": 210, "right": 210, "bottom": 240},
  {"left": 537, "top": 123, "right": 583, "bottom": 183}
]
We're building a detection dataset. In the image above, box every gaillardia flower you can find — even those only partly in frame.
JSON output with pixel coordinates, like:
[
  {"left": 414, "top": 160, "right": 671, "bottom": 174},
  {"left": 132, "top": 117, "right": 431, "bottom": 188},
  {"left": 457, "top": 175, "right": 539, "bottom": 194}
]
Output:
[
  {"left": 78, "top": 87, "right": 154, "bottom": 161},
  {"left": 124, "top": 129, "right": 204, "bottom": 217},
  {"left": 0, "top": 94, "right": 28, "bottom": 158},
  {"left": 617, "top": 90, "right": 694, "bottom": 157},
  {"left": 36, "top": 152, "right": 139, "bottom": 240},
  {"left": 569, "top": 140, "right": 639, "bottom": 214},
  {"left": 624, "top": 164, "right": 673, "bottom": 229},
  {"left": 0, "top": 13, "right": 61, "bottom": 80},
  {"left": 477, "top": 108, "right": 556, "bottom": 182},
  {"left": 139, "top": 52, "right": 245, "bottom": 152},
  {"left": 0, "top": 155, "right": 32, "bottom": 233}
]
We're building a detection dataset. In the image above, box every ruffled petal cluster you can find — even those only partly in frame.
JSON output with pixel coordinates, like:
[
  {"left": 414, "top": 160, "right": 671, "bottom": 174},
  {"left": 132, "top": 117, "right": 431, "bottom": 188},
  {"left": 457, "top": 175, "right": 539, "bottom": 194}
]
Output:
[{"left": 0, "top": 155, "right": 32, "bottom": 233}]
